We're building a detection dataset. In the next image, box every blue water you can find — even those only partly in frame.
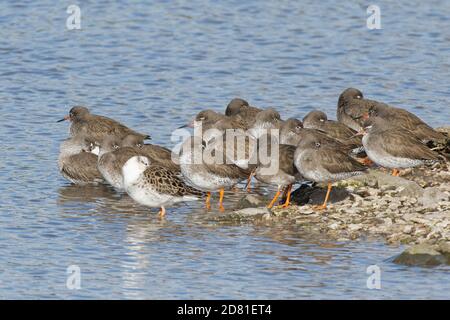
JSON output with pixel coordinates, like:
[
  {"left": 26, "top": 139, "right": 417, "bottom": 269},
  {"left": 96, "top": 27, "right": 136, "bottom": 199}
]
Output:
[{"left": 0, "top": 1, "right": 449, "bottom": 299}]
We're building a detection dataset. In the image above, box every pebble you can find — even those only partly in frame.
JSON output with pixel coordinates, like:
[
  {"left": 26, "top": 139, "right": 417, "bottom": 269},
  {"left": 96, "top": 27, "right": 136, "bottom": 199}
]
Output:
[{"left": 227, "top": 162, "right": 450, "bottom": 247}]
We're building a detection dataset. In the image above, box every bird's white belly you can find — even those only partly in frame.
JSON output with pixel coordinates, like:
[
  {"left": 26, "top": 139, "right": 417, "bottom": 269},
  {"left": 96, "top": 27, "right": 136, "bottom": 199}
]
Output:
[
  {"left": 363, "top": 137, "right": 423, "bottom": 169},
  {"left": 294, "top": 149, "right": 354, "bottom": 183},
  {"left": 126, "top": 181, "right": 177, "bottom": 208},
  {"left": 98, "top": 162, "right": 123, "bottom": 190},
  {"left": 181, "top": 165, "right": 237, "bottom": 191}
]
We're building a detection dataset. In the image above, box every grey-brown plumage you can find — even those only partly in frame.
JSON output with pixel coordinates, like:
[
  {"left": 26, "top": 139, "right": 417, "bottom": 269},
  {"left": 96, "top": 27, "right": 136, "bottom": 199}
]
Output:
[
  {"left": 225, "top": 98, "right": 261, "bottom": 116},
  {"left": 58, "top": 106, "right": 150, "bottom": 143},
  {"left": 367, "top": 103, "right": 446, "bottom": 144},
  {"left": 337, "top": 88, "right": 386, "bottom": 131},
  {"left": 303, "top": 110, "right": 362, "bottom": 147},
  {"left": 254, "top": 143, "right": 299, "bottom": 187},
  {"left": 179, "top": 136, "right": 249, "bottom": 210},
  {"left": 279, "top": 118, "right": 304, "bottom": 145},
  {"left": 179, "top": 136, "right": 250, "bottom": 186},
  {"left": 248, "top": 108, "right": 283, "bottom": 139},
  {"left": 121, "top": 135, "right": 180, "bottom": 172},
  {"left": 97, "top": 136, "right": 142, "bottom": 190},
  {"left": 58, "top": 136, "right": 103, "bottom": 184},
  {"left": 294, "top": 130, "right": 367, "bottom": 209},
  {"left": 362, "top": 117, "right": 441, "bottom": 170},
  {"left": 248, "top": 133, "right": 300, "bottom": 208},
  {"left": 197, "top": 109, "right": 247, "bottom": 132},
  {"left": 295, "top": 131, "right": 367, "bottom": 182},
  {"left": 182, "top": 109, "right": 248, "bottom": 143},
  {"left": 202, "top": 138, "right": 252, "bottom": 180},
  {"left": 225, "top": 98, "right": 262, "bottom": 128},
  {"left": 280, "top": 119, "right": 358, "bottom": 154},
  {"left": 210, "top": 130, "right": 258, "bottom": 170}
]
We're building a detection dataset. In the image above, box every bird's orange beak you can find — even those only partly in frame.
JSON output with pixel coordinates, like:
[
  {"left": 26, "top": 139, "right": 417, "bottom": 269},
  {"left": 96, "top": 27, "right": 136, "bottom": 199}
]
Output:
[{"left": 57, "top": 115, "right": 70, "bottom": 123}]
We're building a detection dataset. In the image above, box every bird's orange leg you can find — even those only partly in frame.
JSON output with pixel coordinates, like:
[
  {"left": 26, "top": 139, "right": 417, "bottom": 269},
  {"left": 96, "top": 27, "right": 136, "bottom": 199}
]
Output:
[
  {"left": 219, "top": 188, "right": 225, "bottom": 212},
  {"left": 392, "top": 169, "right": 399, "bottom": 177},
  {"left": 158, "top": 206, "right": 166, "bottom": 218},
  {"left": 313, "top": 183, "right": 332, "bottom": 211},
  {"left": 245, "top": 170, "right": 254, "bottom": 192},
  {"left": 205, "top": 192, "right": 211, "bottom": 210},
  {"left": 357, "top": 156, "right": 373, "bottom": 166},
  {"left": 267, "top": 188, "right": 281, "bottom": 209},
  {"left": 281, "top": 184, "right": 292, "bottom": 208}
]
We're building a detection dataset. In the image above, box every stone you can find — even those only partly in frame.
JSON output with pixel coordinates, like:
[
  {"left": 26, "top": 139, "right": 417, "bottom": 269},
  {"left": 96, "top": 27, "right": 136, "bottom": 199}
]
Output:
[
  {"left": 436, "top": 126, "right": 450, "bottom": 135},
  {"left": 437, "top": 242, "right": 450, "bottom": 257},
  {"left": 418, "top": 187, "right": 449, "bottom": 208},
  {"left": 261, "top": 213, "right": 273, "bottom": 221},
  {"left": 347, "top": 170, "right": 424, "bottom": 198},
  {"left": 235, "top": 194, "right": 269, "bottom": 209},
  {"left": 403, "top": 225, "right": 414, "bottom": 234},
  {"left": 215, "top": 207, "right": 270, "bottom": 222},
  {"left": 393, "top": 244, "right": 449, "bottom": 267},
  {"left": 328, "top": 222, "right": 340, "bottom": 230}
]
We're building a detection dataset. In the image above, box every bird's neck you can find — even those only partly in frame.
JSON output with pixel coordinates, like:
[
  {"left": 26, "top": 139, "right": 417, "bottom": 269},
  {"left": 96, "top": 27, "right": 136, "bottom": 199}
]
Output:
[{"left": 122, "top": 162, "right": 144, "bottom": 185}]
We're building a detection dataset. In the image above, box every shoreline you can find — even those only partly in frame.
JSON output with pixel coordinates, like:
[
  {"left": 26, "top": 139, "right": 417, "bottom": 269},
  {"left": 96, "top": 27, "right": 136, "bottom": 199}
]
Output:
[{"left": 214, "top": 127, "right": 450, "bottom": 266}]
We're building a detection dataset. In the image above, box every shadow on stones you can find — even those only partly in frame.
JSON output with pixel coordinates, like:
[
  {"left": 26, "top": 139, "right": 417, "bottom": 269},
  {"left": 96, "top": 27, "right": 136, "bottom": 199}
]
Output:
[{"left": 289, "top": 184, "right": 351, "bottom": 206}]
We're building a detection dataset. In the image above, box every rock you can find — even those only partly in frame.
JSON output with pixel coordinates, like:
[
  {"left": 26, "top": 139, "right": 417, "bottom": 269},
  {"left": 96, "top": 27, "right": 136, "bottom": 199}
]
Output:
[
  {"left": 234, "top": 194, "right": 269, "bottom": 209},
  {"left": 348, "top": 224, "right": 363, "bottom": 232},
  {"left": 437, "top": 241, "right": 450, "bottom": 258},
  {"left": 436, "top": 126, "right": 450, "bottom": 136},
  {"left": 261, "top": 213, "right": 273, "bottom": 221},
  {"left": 328, "top": 222, "right": 340, "bottom": 230},
  {"left": 393, "top": 244, "right": 449, "bottom": 267},
  {"left": 419, "top": 187, "right": 449, "bottom": 208},
  {"left": 215, "top": 207, "right": 271, "bottom": 222},
  {"left": 403, "top": 225, "right": 414, "bottom": 234},
  {"left": 346, "top": 170, "right": 424, "bottom": 198}
]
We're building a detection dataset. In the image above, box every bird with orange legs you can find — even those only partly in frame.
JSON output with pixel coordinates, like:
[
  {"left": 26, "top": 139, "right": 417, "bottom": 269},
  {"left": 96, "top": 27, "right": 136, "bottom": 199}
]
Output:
[
  {"left": 253, "top": 133, "right": 302, "bottom": 209},
  {"left": 179, "top": 136, "right": 250, "bottom": 212},
  {"left": 359, "top": 117, "right": 441, "bottom": 179},
  {"left": 294, "top": 131, "right": 368, "bottom": 210}
]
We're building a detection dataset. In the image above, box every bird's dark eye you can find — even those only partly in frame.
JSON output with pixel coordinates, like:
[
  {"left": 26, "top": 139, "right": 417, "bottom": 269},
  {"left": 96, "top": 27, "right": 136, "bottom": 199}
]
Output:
[
  {"left": 113, "top": 144, "right": 119, "bottom": 149},
  {"left": 137, "top": 143, "right": 143, "bottom": 148},
  {"left": 315, "top": 142, "right": 321, "bottom": 148}
]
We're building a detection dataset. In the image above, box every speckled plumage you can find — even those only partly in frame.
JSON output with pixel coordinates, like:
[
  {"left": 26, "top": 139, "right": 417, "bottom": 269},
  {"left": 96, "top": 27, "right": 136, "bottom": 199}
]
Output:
[{"left": 123, "top": 156, "right": 203, "bottom": 213}]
